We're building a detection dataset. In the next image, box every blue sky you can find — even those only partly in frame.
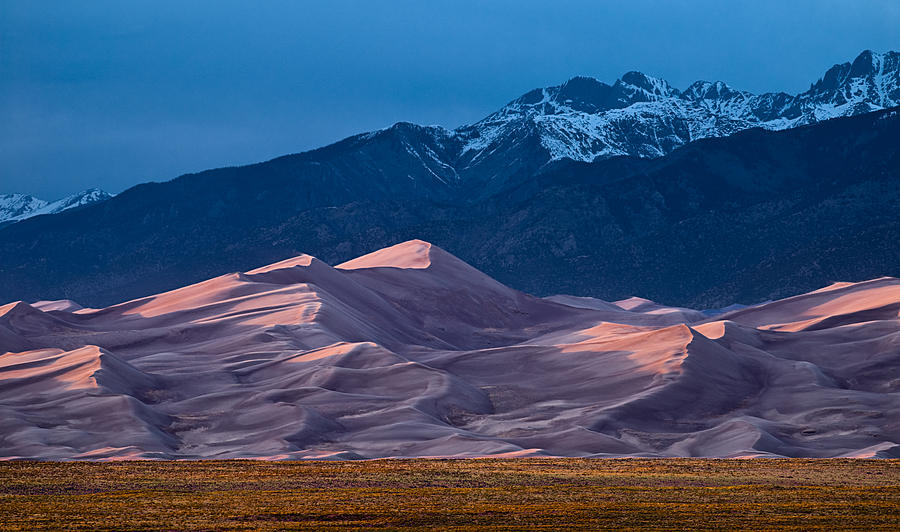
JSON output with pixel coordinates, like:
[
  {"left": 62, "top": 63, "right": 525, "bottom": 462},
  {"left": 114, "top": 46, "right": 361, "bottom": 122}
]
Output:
[{"left": 2, "top": 0, "right": 899, "bottom": 198}]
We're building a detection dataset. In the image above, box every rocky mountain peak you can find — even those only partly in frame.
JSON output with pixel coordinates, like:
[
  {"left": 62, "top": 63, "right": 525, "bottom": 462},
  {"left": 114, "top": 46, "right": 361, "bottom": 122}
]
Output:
[
  {"left": 465, "top": 49, "right": 899, "bottom": 168},
  {"left": 615, "top": 71, "right": 679, "bottom": 101},
  {"left": 0, "top": 188, "right": 113, "bottom": 225}
]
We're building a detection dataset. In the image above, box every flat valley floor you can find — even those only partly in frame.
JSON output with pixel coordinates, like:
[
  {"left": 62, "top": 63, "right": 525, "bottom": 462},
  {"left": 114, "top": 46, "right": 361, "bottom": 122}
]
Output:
[{"left": 0, "top": 459, "right": 898, "bottom": 530}]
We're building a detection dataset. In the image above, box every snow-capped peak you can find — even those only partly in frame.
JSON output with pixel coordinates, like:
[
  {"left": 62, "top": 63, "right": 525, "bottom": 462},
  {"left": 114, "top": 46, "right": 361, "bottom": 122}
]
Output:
[
  {"left": 0, "top": 194, "right": 48, "bottom": 223},
  {"left": 0, "top": 188, "right": 114, "bottom": 225},
  {"left": 497, "top": 72, "right": 680, "bottom": 117},
  {"left": 802, "top": 50, "right": 899, "bottom": 111},
  {"left": 458, "top": 49, "right": 900, "bottom": 166},
  {"left": 683, "top": 80, "right": 742, "bottom": 101},
  {"left": 615, "top": 71, "right": 679, "bottom": 101}
]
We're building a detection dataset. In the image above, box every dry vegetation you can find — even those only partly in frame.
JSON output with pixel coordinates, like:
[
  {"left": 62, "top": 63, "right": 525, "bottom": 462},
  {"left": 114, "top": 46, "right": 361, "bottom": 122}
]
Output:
[{"left": 1, "top": 459, "right": 898, "bottom": 530}]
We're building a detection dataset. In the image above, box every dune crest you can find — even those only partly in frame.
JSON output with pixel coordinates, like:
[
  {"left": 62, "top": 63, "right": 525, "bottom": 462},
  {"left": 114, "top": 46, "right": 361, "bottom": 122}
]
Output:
[
  {"left": 337, "top": 239, "right": 434, "bottom": 270},
  {"left": 1, "top": 241, "right": 898, "bottom": 460}
]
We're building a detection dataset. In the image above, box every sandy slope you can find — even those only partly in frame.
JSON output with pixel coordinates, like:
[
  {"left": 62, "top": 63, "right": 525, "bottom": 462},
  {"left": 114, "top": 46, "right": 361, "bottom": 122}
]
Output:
[{"left": 1, "top": 240, "right": 898, "bottom": 459}]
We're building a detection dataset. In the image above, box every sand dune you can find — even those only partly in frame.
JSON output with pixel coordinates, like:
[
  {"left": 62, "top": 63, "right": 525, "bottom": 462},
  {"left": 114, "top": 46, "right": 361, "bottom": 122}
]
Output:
[{"left": 1, "top": 240, "right": 898, "bottom": 459}]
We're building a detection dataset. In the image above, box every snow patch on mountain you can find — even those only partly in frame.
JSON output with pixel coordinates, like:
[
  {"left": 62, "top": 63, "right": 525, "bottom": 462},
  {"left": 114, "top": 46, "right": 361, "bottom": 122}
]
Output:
[
  {"left": 459, "top": 50, "right": 900, "bottom": 165},
  {"left": 0, "top": 189, "right": 113, "bottom": 225},
  {"left": 0, "top": 194, "right": 48, "bottom": 223}
]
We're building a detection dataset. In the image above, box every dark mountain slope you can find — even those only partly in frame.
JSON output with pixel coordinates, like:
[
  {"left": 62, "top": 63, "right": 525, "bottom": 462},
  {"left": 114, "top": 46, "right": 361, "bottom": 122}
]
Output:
[
  {"left": 467, "top": 108, "right": 900, "bottom": 305},
  {"left": 3, "top": 108, "right": 897, "bottom": 308},
  {"left": 496, "top": 108, "right": 900, "bottom": 307}
]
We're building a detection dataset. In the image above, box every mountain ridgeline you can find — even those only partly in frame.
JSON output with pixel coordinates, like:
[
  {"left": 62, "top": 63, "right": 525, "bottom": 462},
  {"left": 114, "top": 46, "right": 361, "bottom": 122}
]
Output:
[
  {"left": 0, "top": 189, "right": 112, "bottom": 226},
  {"left": 0, "top": 50, "right": 899, "bottom": 307}
]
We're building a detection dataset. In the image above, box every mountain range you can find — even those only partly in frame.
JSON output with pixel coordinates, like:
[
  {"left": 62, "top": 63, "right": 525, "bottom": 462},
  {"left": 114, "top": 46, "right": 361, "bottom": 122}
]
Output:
[
  {"left": 0, "top": 49, "right": 898, "bottom": 308},
  {"left": 1, "top": 241, "right": 898, "bottom": 459},
  {"left": 0, "top": 189, "right": 113, "bottom": 226},
  {"left": 450, "top": 49, "right": 899, "bottom": 195},
  {"left": 246, "top": 49, "right": 898, "bottom": 203}
]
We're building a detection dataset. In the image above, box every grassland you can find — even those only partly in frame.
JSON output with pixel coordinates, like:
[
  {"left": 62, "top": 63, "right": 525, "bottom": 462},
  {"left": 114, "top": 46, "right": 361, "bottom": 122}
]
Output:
[{"left": 0, "top": 459, "right": 898, "bottom": 530}]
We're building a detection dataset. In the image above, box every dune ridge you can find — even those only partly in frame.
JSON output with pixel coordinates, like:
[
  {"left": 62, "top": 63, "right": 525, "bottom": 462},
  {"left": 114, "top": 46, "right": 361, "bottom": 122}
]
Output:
[{"left": 1, "top": 240, "right": 898, "bottom": 460}]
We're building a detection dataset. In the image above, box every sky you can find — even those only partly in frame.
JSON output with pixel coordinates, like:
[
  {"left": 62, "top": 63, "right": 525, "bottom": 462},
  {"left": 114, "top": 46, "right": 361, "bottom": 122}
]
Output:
[{"left": 2, "top": 0, "right": 899, "bottom": 198}]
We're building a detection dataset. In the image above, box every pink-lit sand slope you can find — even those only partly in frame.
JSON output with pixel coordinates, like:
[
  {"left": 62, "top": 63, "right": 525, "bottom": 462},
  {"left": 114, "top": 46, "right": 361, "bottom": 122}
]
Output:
[{"left": 1, "top": 240, "right": 898, "bottom": 460}]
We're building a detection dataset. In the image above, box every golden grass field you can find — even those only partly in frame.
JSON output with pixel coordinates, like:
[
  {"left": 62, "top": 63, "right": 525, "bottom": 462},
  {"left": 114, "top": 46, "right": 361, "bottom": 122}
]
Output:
[{"left": 1, "top": 459, "right": 898, "bottom": 530}]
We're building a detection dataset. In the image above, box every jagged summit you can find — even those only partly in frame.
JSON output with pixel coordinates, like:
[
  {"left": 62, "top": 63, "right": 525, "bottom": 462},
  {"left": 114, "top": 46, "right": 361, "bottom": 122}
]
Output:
[
  {"left": 804, "top": 50, "right": 900, "bottom": 110},
  {"left": 461, "top": 49, "right": 899, "bottom": 165},
  {"left": 683, "top": 80, "right": 745, "bottom": 100},
  {"left": 616, "top": 71, "right": 679, "bottom": 101},
  {"left": 496, "top": 71, "right": 679, "bottom": 116}
]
